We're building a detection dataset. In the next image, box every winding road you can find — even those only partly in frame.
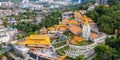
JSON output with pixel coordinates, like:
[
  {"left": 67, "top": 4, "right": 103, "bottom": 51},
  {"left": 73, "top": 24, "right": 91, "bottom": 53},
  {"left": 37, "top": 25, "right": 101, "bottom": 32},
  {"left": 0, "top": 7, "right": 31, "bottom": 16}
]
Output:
[{"left": 0, "top": 45, "right": 13, "bottom": 54}]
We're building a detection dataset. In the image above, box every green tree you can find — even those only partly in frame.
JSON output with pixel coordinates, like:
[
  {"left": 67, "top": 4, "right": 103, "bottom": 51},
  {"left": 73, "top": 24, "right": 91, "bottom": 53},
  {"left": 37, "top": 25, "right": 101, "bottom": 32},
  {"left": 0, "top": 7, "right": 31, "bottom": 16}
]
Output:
[
  {"left": 75, "top": 55, "right": 87, "bottom": 60},
  {"left": 0, "top": 44, "right": 2, "bottom": 50},
  {"left": 94, "top": 44, "right": 119, "bottom": 60},
  {"left": 17, "top": 34, "right": 23, "bottom": 39},
  {"left": 0, "top": 54, "right": 3, "bottom": 58},
  {"left": 27, "top": 58, "right": 32, "bottom": 60}
]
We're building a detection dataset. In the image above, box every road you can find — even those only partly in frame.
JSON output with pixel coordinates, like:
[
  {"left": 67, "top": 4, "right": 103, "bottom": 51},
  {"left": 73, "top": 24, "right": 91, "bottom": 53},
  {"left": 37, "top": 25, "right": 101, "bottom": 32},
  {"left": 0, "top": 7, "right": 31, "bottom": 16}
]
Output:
[
  {"left": 87, "top": 53, "right": 97, "bottom": 60},
  {"left": 0, "top": 45, "right": 13, "bottom": 54}
]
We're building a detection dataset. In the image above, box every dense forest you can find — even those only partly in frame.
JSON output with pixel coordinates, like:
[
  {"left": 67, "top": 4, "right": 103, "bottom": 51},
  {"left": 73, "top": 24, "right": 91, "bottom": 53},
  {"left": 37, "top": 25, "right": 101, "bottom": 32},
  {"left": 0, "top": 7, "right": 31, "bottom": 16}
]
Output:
[
  {"left": 86, "top": 0, "right": 120, "bottom": 35},
  {"left": 86, "top": 0, "right": 120, "bottom": 60}
]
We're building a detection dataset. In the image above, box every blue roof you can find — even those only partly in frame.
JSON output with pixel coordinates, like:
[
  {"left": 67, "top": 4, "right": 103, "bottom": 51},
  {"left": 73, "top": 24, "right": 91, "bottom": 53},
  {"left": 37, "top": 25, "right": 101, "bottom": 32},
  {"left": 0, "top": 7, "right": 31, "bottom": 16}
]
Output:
[
  {"left": 1, "top": 34, "right": 7, "bottom": 37},
  {"left": 8, "top": 19, "right": 16, "bottom": 23}
]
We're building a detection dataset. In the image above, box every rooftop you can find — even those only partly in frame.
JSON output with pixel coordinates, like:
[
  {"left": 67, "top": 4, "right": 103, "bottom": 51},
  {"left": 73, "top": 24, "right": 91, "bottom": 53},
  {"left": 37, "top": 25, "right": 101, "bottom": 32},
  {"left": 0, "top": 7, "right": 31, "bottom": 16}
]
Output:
[
  {"left": 70, "top": 36, "right": 84, "bottom": 45},
  {"left": 90, "top": 33, "right": 99, "bottom": 39},
  {"left": 68, "top": 25, "right": 82, "bottom": 35},
  {"left": 18, "top": 35, "right": 51, "bottom": 45}
]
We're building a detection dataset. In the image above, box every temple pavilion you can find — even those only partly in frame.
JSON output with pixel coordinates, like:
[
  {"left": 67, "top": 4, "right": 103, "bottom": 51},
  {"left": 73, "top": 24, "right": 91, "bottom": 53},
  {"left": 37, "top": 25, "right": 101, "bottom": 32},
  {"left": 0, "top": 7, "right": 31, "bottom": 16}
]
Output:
[{"left": 17, "top": 34, "right": 51, "bottom": 51}]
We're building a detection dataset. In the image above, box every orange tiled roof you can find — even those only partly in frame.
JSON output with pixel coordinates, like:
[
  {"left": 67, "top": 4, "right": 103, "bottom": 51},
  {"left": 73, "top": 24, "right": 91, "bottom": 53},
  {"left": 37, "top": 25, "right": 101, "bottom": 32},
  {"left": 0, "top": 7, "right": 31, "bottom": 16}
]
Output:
[
  {"left": 68, "top": 25, "right": 82, "bottom": 35},
  {"left": 68, "top": 20, "right": 76, "bottom": 24},
  {"left": 90, "top": 33, "right": 99, "bottom": 39},
  {"left": 62, "top": 18, "right": 69, "bottom": 24},
  {"left": 74, "top": 36, "right": 84, "bottom": 42},
  {"left": 70, "top": 36, "right": 84, "bottom": 45}
]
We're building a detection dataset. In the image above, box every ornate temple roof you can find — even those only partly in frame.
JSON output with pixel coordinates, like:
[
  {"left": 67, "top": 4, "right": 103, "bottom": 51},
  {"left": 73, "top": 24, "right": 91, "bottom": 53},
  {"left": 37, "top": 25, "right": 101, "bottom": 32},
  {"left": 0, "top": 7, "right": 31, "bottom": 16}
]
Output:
[{"left": 18, "top": 35, "right": 50, "bottom": 45}]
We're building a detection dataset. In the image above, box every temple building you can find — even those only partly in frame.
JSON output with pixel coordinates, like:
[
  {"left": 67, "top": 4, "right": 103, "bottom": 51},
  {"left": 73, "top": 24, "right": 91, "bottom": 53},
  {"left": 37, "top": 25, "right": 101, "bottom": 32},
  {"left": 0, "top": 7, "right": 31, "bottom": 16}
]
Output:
[
  {"left": 64, "top": 10, "right": 107, "bottom": 58},
  {"left": 18, "top": 35, "right": 51, "bottom": 50},
  {"left": 40, "top": 27, "right": 47, "bottom": 34},
  {"left": 16, "top": 34, "right": 57, "bottom": 60}
]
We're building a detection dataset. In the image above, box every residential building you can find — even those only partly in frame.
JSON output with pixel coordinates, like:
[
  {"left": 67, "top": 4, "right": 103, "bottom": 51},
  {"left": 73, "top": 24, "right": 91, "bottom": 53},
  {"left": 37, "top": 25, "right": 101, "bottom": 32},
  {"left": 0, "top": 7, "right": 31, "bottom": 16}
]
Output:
[
  {"left": 0, "top": 20, "right": 3, "bottom": 25},
  {"left": 0, "top": 26, "right": 17, "bottom": 43},
  {"left": 39, "top": 0, "right": 54, "bottom": 3},
  {"left": 8, "top": 18, "right": 17, "bottom": 25},
  {"left": 22, "top": 0, "right": 29, "bottom": 3},
  {"left": 62, "top": 11, "right": 74, "bottom": 19},
  {"left": 0, "top": 34, "right": 10, "bottom": 44},
  {"left": 13, "top": 45, "right": 29, "bottom": 57},
  {"left": 96, "top": 0, "right": 108, "bottom": 5},
  {"left": 71, "top": 0, "right": 89, "bottom": 3},
  {"left": 0, "top": 2, "right": 14, "bottom": 7},
  {"left": 54, "top": 1, "right": 69, "bottom": 5},
  {"left": 19, "top": 3, "right": 44, "bottom": 10}
]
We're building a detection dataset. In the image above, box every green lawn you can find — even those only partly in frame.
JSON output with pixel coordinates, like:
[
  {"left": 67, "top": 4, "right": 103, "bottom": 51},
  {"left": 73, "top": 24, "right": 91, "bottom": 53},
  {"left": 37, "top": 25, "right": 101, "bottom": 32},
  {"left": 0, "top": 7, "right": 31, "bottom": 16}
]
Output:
[
  {"left": 53, "top": 41, "right": 66, "bottom": 48},
  {"left": 76, "top": 40, "right": 93, "bottom": 46}
]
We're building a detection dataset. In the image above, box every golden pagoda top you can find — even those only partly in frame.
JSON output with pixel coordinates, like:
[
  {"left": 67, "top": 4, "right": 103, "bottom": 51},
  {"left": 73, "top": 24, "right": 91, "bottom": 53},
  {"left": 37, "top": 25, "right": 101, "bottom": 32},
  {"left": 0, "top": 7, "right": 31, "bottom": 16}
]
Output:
[
  {"left": 84, "top": 18, "right": 89, "bottom": 26},
  {"left": 18, "top": 34, "right": 51, "bottom": 45}
]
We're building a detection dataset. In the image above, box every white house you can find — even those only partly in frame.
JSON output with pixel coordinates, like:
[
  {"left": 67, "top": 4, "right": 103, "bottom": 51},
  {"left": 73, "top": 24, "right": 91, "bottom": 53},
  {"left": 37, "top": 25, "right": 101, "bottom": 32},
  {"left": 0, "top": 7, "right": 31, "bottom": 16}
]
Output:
[
  {"left": 13, "top": 45, "right": 29, "bottom": 56},
  {"left": 0, "top": 26, "right": 17, "bottom": 43}
]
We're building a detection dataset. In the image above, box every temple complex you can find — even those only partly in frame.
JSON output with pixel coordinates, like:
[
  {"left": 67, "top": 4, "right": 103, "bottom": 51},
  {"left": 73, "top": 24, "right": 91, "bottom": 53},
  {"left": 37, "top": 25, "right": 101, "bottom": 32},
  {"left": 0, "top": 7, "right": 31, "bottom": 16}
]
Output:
[{"left": 14, "top": 9, "right": 107, "bottom": 60}]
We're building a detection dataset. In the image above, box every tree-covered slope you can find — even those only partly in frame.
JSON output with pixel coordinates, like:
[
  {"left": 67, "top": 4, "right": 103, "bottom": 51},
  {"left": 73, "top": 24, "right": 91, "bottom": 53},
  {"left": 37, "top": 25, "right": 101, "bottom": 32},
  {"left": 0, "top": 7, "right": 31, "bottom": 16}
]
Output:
[{"left": 86, "top": 0, "right": 120, "bottom": 35}]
